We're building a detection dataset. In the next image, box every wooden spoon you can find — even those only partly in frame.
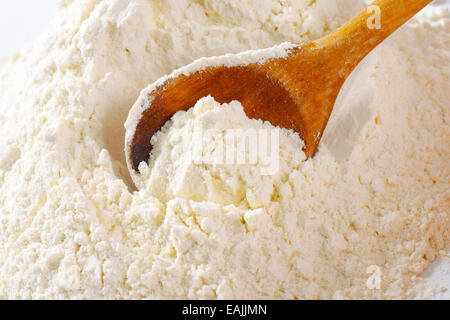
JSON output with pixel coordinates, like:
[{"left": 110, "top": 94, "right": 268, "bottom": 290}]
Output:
[{"left": 126, "top": 0, "right": 431, "bottom": 174}]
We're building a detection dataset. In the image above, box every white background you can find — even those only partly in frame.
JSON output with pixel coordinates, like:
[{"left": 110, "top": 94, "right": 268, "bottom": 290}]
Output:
[
  {"left": 0, "top": 0, "right": 448, "bottom": 299},
  {"left": 0, "top": 0, "right": 58, "bottom": 56}
]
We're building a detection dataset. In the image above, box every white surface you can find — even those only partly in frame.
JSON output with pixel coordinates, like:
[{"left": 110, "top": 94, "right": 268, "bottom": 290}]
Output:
[
  {"left": 0, "top": 0, "right": 58, "bottom": 56},
  {"left": 422, "top": 257, "right": 450, "bottom": 300},
  {"left": 0, "top": 1, "right": 447, "bottom": 57}
]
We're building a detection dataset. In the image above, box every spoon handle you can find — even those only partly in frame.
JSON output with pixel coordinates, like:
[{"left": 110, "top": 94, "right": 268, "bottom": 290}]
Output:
[
  {"left": 315, "top": 0, "right": 432, "bottom": 75},
  {"left": 272, "top": 0, "right": 432, "bottom": 158}
]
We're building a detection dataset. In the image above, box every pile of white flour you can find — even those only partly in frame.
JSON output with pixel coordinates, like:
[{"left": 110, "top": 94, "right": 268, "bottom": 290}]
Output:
[{"left": 0, "top": 0, "right": 448, "bottom": 299}]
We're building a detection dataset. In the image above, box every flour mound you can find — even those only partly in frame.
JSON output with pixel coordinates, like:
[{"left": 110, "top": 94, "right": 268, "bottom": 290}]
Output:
[
  {"left": 0, "top": 0, "right": 448, "bottom": 299},
  {"left": 136, "top": 96, "right": 304, "bottom": 208}
]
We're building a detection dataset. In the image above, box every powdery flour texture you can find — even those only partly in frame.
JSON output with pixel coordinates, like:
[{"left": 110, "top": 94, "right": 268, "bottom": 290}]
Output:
[{"left": 0, "top": 0, "right": 448, "bottom": 299}]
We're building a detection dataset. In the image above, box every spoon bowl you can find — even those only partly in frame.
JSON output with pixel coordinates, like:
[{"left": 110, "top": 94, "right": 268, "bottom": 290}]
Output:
[{"left": 126, "top": 0, "right": 431, "bottom": 174}]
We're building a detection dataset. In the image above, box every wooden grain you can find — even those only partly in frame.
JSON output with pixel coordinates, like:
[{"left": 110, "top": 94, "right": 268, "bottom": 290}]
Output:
[{"left": 129, "top": 0, "right": 431, "bottom": 172}]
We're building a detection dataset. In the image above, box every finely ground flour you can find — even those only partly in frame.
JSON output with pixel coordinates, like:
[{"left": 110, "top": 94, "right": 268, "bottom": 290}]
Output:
[{"left": 0, "top": 0, "right": 448, "bottom": 299}]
